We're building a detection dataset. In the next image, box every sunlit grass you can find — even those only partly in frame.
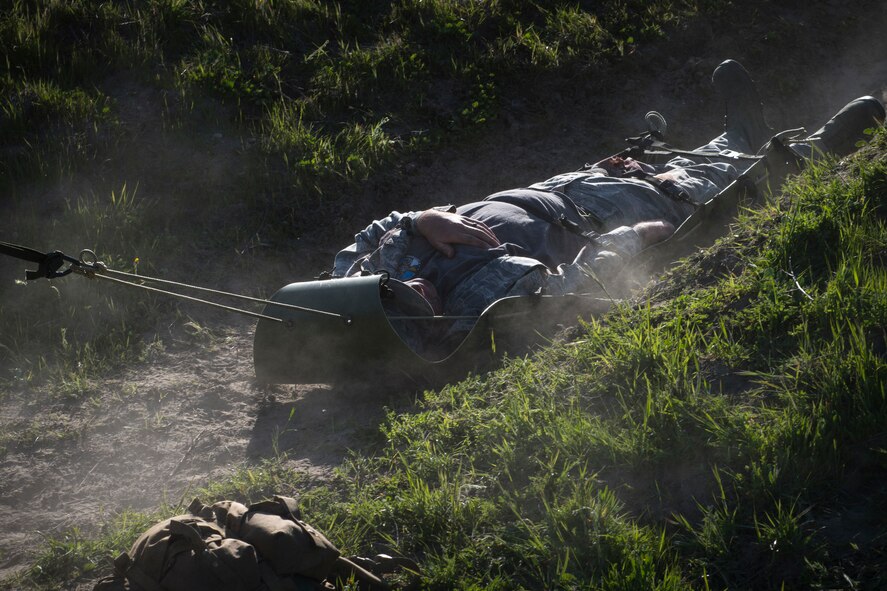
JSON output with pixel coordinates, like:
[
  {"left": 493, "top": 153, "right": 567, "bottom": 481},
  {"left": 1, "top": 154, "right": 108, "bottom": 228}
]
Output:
[
  {"left": 0, "top": 183, "right": 171, "bottom": 393},
  {"left": 11, "top": 128, "right": 887, "bottom": 591},
  {"left": 3, "top": 0, "right": 703, "bottom": 388},
  {"left": 3, "top": 2, "right": 887, "bottom": 590}
]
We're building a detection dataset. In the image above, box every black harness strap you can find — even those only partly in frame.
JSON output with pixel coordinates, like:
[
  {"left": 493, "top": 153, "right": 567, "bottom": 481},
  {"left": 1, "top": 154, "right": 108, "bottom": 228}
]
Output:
[
  {"left": 483, "top": 192, "right": 602, "bottom": 244},
  {"left": 617, "top": 134, "right": 764, "bottom": 163},
  {"left": 622, "top": 170, "right": 697, "bottom": 205},
  {"left": 0, "top": 240, "right": 80, "bottom": 280}
]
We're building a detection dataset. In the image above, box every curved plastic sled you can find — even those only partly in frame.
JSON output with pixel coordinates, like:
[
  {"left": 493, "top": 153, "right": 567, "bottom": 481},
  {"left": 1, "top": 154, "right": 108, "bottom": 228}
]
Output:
[
  {"left": 253, "top": 274, "right": 611, "bottom": 384},
  {"left": 254, "top": 130, "right": 806, "bottom": 384}
]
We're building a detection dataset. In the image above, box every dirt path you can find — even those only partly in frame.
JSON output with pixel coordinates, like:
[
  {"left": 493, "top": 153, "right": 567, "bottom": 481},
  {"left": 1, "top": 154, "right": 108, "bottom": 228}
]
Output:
[
  {"left": 0, "top": 321, "right": 408, "bottom": 580},
  {"left": 2, "top": 5, "right": 887, "bottom": 584}
]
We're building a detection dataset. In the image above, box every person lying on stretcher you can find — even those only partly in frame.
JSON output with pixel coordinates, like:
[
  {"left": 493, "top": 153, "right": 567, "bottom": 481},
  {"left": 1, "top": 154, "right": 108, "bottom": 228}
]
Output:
[{"left": 331, "top": 60, "right": 885, "bottom": 337}]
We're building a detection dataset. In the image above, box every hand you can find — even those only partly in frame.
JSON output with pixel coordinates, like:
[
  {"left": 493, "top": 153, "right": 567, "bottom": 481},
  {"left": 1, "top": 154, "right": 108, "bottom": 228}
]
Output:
[
  {"left": 593, "top": 156, "right": 655, "bottom": 176},
  {"left": 414, "top": 210, "right": 500, "bottom": 257}
]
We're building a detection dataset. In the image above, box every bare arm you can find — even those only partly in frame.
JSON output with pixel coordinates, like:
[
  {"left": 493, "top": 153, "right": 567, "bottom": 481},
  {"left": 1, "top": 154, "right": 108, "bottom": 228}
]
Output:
[
  {"left": 518, "top": 219, "right": 675, "bottom": 296},
  {"left": 629, "top": 220, "right": 675, "bottom": 248}
]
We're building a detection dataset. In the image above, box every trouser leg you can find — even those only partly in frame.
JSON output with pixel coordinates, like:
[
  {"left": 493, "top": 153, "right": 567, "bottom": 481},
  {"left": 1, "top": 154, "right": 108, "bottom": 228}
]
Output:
[{"left": 794, "top": 96, "right": 886, "bottom": 159}]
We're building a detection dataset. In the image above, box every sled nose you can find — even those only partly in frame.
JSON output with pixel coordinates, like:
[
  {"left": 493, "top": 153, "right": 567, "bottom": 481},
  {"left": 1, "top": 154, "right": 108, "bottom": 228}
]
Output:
[{"left": 253, "top": 274, "right": 419, "bottom": 384}]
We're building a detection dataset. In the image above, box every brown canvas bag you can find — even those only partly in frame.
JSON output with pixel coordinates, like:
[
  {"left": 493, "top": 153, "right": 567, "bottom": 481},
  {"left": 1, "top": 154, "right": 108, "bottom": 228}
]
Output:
[{"left": 95, "top": 496, "right": 387, "bottom": 591}]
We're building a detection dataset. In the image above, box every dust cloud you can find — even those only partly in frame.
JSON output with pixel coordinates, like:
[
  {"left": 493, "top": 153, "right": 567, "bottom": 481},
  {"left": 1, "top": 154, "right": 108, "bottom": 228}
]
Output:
[{"left": 3, "top": 3, "right": 887, "bottom": 584}]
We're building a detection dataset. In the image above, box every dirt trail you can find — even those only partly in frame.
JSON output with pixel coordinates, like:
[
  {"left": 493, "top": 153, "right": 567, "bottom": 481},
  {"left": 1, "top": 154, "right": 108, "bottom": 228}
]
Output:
[
  {"left": 0, "top": 322, "right": 404, "bottom": 580},
  {"left": 2, "top": 5, "right": 887, "bottom": 584}
]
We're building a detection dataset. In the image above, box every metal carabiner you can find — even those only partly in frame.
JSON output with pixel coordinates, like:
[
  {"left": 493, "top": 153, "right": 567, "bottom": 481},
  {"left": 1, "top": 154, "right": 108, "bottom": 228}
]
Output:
[{"left": 77, "top": 249, "right": 107, "bottom": 278}]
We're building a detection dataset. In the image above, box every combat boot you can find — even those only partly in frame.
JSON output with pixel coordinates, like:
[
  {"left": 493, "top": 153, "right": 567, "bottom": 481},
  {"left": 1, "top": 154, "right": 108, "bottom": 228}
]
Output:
[
  {"left": 804, "top": 96, "right": 885, "bottom": 158},
  {"left": 712, "top": 59, "right": 772, "bottom": 154}
]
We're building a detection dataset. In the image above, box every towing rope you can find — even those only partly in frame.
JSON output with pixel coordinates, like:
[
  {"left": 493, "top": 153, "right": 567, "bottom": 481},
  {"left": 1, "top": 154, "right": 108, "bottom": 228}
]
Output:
[{"left": 0, "top": 242, "right": 351, "bottom": 325}]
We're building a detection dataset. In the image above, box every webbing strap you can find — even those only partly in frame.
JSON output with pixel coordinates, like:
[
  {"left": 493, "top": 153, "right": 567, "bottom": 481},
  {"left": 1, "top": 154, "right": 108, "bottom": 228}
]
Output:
[
  {"left": 331, "top": 556, "right": 390, "bottom": 590},
  {"left": 644, "top": 141, "right": 763, "bottom": 162},
  {"left": 484, "top": 193, "right": 601, "bottom": 243},
  {"left": 623, "top": 170, "right": 696, "bottom": 204},
  {"left": 618, "top": 135, "right": 764, "bottom": 163},
  {"left": 0, "top": 241, "right": 46, "bottom": 263},
  {"left": 0, "top": 240, "right": 79, "bottom": 280}
]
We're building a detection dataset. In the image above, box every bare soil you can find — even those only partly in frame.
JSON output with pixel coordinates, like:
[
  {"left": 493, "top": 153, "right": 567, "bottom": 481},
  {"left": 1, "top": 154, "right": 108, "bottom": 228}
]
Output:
[{"left": 2, "top": 4, "right": 887, "bottom": 585}]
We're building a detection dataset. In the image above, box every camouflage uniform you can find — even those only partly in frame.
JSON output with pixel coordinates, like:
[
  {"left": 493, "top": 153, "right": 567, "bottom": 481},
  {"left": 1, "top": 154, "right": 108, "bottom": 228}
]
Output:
[
  {"left": 332, "top": 152, "right": 742, "bottom": 319},
  {"left": 331, "top": 118, "right": 760, "bottom": 327},
  {"left": 332, "top": 205, "right": 644, "bottom": 318}
]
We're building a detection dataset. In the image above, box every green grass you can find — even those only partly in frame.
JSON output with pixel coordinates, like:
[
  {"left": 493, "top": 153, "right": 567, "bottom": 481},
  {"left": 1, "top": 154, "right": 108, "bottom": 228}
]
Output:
[
  {"left": 0, "top": 0, "right": 708, "bottom": 387},
  {"left": 23, "top": 508, "right": 173, "bottom": 586},
  {"left": 0, "top": 0, "right": 693, "bottom": 195},
  {"left": 0, "top": 0, "right": 859, "bottom": 387},
  {"left": 13, "top": 133, "right": 887, "bottom": 590},
  {"left": 3, "top": 1, "right": 886, "bottom": 589},
  {"left": 1, "top": 182, "right": 172, "bottom": 394}
]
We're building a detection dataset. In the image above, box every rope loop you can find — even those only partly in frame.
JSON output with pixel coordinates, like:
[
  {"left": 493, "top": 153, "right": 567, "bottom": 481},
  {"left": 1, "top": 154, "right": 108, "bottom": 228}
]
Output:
[
  {"left": 77, "top": 249, "right": 106, "bottom": 278},
  {"left": 79, "top": 249, "right": 99, "bottom": 266}
]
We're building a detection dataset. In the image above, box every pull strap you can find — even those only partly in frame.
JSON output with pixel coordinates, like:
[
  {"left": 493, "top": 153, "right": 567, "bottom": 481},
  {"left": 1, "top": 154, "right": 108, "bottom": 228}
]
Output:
[{"left": 0, "top": 241, "right": 80, "bottom": 280}]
